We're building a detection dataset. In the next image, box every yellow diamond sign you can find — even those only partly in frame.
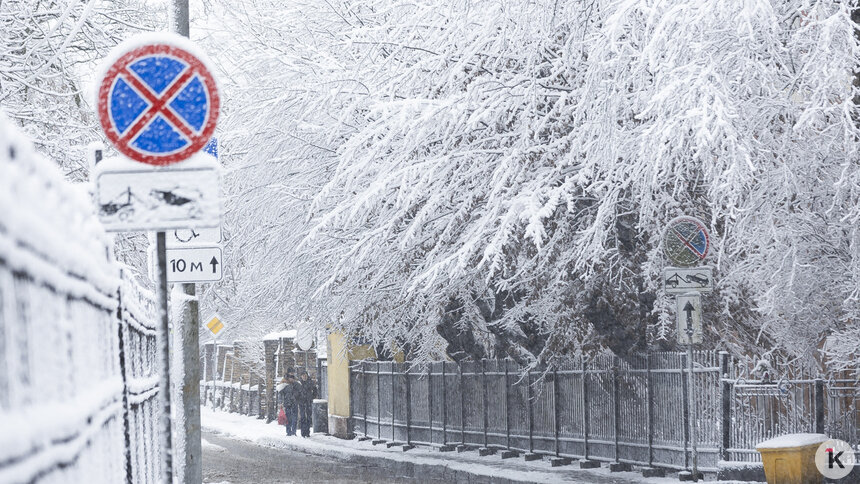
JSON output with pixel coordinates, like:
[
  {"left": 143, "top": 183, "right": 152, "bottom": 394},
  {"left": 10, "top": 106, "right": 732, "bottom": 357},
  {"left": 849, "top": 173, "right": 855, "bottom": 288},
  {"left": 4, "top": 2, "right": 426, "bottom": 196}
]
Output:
[{"left": 206, "top": 315, "right": 224, "bottom": 335}]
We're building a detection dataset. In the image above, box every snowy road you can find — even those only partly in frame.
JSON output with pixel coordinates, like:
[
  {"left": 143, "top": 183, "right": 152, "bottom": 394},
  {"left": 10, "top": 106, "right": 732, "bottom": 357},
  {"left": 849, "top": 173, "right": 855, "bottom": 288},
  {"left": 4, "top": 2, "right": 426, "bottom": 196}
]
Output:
[{"left": 202, "top": 431, "right": 444, "bottom": 484}]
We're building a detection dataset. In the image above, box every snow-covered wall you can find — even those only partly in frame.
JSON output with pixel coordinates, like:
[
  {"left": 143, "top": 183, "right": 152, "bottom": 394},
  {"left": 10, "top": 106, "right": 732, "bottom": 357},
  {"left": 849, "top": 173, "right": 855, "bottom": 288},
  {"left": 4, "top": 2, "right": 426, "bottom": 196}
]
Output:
[{"left": 0, "top": 113, "right": 160, "bottom": 483}]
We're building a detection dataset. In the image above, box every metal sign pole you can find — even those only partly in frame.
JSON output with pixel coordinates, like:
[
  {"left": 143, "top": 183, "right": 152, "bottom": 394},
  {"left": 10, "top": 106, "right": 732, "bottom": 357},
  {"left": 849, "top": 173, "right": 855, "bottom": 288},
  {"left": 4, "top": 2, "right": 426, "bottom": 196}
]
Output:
[
  {"left": 93, "top": 25, "right": 219, "bottom": 484},
  {"left": 686, "top": 313, "right": 698, "bottom": 482},
  {"left": 211, "top": 335, "right": 217, "bottom": 408},
  {"left": 156, "top": 232, "right": 173, "bottom": 484}
]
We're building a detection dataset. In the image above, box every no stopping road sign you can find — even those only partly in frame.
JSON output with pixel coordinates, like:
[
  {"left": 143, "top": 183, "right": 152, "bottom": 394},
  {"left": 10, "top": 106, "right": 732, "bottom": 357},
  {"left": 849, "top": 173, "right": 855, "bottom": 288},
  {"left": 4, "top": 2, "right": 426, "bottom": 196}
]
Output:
[{"left": 97, "top": 34, "right": 219, "bottom": 166}]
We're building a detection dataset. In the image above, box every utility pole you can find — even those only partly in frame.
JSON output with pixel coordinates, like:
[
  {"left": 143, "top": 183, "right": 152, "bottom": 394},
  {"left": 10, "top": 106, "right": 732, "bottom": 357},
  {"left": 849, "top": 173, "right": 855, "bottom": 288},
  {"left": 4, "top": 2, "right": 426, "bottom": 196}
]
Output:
[
  {"left": 156, "top": 232, "right": 173, "bottom": 484},
  {"left": 171, "top": 2, "right": 202, "bottom": 483}
]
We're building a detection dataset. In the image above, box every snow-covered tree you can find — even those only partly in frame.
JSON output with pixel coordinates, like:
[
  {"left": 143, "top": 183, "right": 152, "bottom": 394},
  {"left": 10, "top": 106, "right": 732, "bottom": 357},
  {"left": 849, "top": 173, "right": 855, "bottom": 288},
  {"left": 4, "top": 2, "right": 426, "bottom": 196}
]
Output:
[
  {"left": 0, "top": 0, "right": 163, "bottom": 178},
  {"left": 204, "top": 0, "right": 860, "bottom": 371}
]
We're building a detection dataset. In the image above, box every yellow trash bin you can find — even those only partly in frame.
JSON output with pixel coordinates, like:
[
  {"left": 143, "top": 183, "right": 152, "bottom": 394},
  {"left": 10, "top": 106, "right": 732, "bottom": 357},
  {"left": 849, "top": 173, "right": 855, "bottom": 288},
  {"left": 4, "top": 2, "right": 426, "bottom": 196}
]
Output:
[{"left": 755, "top": 433, "right": 828, "bottom": 484}]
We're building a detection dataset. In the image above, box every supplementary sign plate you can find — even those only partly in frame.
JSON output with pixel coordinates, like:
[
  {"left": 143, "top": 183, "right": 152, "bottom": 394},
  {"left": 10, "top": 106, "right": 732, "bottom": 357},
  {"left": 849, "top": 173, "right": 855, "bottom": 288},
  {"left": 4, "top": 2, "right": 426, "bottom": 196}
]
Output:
[
  {"left": 167, "top": 227, "right": 222, "bottom": 247},
  {"left": 663, "top": 216, "right": 710, "bottom": 267},
  {"left": 165, "top": 246, "right": 222, "bottom": 283},
  {"left": 97, "top": 33, "right": 220, "bottom": 165},
  {"left": 95, "top": 154, "right": 220, "bottom": 231},
  {"left": 677, "top": 294, "right": 703, "bottom": 345},
  {"left": 148, "top": 245, "right": 223, "bottom": 283},
  {"left": 664, "top": 266, "right": 713, "bottom": 294}
]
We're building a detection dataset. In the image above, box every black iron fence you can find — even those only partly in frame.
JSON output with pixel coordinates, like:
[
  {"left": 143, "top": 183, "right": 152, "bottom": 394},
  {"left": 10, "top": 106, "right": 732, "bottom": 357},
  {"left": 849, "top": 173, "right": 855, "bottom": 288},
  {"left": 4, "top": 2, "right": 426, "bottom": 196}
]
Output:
[{"left": 350, "top": 352, "right": 858, "bottom": 473}]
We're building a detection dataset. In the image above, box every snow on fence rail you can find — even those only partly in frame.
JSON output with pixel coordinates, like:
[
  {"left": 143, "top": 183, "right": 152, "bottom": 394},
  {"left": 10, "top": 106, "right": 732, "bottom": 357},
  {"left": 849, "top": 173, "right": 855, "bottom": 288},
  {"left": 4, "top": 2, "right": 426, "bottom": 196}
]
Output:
[
  {"left": 350, "top": 352, "right": 858, "bottom": 474},
  {"left": 0, "top": 114, "right": 160, "bottom": 484}
]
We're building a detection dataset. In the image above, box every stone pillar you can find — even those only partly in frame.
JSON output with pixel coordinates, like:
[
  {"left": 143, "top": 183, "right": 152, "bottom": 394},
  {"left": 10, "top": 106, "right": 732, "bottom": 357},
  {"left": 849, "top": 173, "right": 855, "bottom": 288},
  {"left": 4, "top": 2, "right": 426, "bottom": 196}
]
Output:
[
  {"left": 326, "top": 332, "right": 376, "bottom": 439},
  {"left": 327, "top": 332, "right": 352, "bottom": 439},
  {"left": 264, "top": 339, "right": 278, "bottom": 422},
  {"left": 280, "top": 337, "right": 297, "bottom": 375}
]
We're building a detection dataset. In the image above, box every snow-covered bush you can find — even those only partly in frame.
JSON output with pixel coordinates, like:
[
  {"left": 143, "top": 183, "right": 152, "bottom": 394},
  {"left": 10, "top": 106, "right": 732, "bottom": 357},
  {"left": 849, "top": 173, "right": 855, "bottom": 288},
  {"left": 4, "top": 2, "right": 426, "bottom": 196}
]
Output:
[{"left": 206, "top": 0, "right": 860, "bottom": 370}]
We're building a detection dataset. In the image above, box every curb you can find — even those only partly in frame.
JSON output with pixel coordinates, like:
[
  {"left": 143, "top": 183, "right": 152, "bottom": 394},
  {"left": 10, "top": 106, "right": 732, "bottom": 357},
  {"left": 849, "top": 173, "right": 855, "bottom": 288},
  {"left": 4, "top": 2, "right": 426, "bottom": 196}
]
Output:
[{"left": 252, "top": 435, "right": 550, "bottom": 484}]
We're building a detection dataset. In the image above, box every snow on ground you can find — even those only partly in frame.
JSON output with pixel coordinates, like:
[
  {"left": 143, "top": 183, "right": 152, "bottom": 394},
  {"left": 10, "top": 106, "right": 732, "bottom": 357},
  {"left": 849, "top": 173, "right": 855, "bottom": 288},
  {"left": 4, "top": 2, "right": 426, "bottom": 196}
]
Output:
[
  {"left": 201, "top": 408, "right": 762, "bottom": 484},
  {"left": 201, "top": 438, "right": 226, "bottom": 453}
]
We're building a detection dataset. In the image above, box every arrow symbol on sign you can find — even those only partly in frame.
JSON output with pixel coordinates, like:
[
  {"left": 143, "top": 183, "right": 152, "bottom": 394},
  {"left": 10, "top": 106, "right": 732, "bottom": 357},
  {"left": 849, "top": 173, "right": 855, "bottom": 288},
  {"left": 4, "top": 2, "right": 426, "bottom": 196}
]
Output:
[
  {"left": 683, "top": 301, "right": 695, "bottom": 336},
  {"left": 210, "top": 256, "right": 219, "bottom": 273},
  {"left": 683, "top": 301, "right": 695, "bottom": 320}
]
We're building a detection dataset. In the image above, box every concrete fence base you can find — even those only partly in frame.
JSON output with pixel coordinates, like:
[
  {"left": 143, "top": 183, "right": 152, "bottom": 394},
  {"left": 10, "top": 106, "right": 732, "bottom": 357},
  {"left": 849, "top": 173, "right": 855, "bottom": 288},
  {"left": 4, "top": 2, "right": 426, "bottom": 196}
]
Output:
[
  {"left": 312, "top": 400, "right": 328, "bottom": 434},
  {"left": 328, "top": 415, "right": 352, "bottom": 439}
]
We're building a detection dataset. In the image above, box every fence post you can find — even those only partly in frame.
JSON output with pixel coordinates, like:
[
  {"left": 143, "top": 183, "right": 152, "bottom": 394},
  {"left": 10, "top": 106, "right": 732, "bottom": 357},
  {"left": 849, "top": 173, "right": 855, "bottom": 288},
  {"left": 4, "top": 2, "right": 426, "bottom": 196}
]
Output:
[
  {"left": 115, "top": 287, "right": 133, "bottom": 484},
  {"left": 230, "top": 359, "right": 236, "bottom": 412},
  {"left": 720, "top": 352, "right": 731, "bottom": 461},
  {"left": 441, "top": 362, "right": 448, "bottom": 448},
  {"left": 613, "top": 361, "right": 620, "bottom": 463},
  {"left": 582, "top": 356, "right": 590, "bottom": 461},
  {"left": 639, "top": 353, "right": 666, "bottom": 477},
  {"left": 258, "top": 373, "right": 264, "bottom": 418},
  {"left": 391, "top": 363, "right": 396, "bottom": 441},
  {"left": 553, "top": 367, "right": 560, "bottom": 457},
  {"left": 482, "top": 359, "right": 489, "bottom": 450},
  {"left": 377, "top": 362, "right": 382, "bottom": 439},
  {"left": 647, "top": 353, "right": 654, "bottom": 466},
  {"left": 609, "top": 358, "right": 632, "bottom": 471},
  {"left": 814, "top": 378, "right": 825, "bottom": 434},
  {"left": 505, "top": 360, "right": 511, "bottom": 450},
  {"left": 459, "top": 362, "right": 466, "bottom": 448},
  {"left": 527, "top": 368, "right": 534, "bottom": 454},
  {"left": 405, "top": 364, "right": 411, "bottom": 447},
  {"left": 239, "top": 371, "right": 245, "bottom": 414},
  {"left": 363, "top": 362, "right": 369, "bottom": 437},
  {"left": 427, "top": 363, "right": 433, "bottom": 445},
  {"left": 681, "top": 352, "right": 690, "bottom": 470}
]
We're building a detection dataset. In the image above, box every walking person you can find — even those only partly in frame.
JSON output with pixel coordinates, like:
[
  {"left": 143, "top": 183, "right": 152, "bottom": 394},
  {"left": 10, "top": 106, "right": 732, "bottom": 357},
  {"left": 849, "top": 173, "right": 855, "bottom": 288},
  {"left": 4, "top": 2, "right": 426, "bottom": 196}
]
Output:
[
  {"left": 278, "top": 369, "right": 298, "bottom": 436},
  {"left": 296, "top": 369, "right": 317, "bottom": 437}
]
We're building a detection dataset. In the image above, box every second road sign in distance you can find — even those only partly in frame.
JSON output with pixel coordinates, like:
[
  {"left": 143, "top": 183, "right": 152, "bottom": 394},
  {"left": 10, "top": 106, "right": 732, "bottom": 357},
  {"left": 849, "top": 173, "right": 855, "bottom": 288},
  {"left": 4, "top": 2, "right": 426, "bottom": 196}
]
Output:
[
  {"left": 97, "top": 33, "right": 220, "bottom": 166},
  {"left": 663, "top": 216, "right": 710, "bottom": 267},
  {"left": 206, "top": 314, "right": 224, "bottom": 336}
]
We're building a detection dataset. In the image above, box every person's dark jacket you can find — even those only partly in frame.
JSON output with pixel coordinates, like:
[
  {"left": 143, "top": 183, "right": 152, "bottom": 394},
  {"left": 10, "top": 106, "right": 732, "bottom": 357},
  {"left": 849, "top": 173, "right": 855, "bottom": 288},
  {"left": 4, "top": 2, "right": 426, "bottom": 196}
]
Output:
[
  {"left": 296, "top": 378, "right": 317, "bottom": 406},
  {"left": 277, "top": 380, "right": 297, "bottom": 407}
]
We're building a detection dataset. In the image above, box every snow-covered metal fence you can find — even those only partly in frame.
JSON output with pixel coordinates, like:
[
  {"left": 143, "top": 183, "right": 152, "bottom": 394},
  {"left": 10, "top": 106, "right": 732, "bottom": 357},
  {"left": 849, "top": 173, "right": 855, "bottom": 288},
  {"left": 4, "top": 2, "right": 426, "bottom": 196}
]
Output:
[
  {"left": 350, "top": 352, "right": 858, "bottom": 474},
  {"left": 199, "top": 342, "right": 264, "bottom": 418},
  {"left": 725, "top": 370, "right": 858, "bottom": 464},
  {"left": 119, "top": 274, "right": 161, "bottom": 484},
  {"left": 0, "top": 116, "right": 160, "bottom": 484}
]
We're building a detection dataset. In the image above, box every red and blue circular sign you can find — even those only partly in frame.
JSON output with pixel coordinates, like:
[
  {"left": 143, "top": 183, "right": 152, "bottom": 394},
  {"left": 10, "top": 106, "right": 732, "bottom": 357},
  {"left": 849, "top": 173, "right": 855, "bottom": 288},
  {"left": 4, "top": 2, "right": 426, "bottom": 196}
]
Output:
[
  {"left": 97, "top": 38, "right": 219, "bottom": 166},
  {"left": 663, "top": 216, "right": 710, "bottom": 267}
]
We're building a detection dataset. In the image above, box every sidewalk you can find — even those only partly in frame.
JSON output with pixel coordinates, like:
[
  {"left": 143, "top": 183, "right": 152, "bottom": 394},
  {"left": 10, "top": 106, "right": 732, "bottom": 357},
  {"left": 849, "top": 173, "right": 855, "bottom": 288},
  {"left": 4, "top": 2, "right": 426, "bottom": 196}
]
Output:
[{"left": 200, "top": 408, "right": 754, "bottom": 484}]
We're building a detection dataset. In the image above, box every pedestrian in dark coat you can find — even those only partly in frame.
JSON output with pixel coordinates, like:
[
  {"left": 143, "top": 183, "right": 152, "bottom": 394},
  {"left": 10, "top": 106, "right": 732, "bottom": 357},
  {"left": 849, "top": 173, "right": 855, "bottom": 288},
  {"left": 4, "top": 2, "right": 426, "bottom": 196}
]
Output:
[
  {"left": 296, "top": 370, "right": 317, "bottom": 437},
  {"left": 278, "top": 369, "right": 298, "bottom": 436}
]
